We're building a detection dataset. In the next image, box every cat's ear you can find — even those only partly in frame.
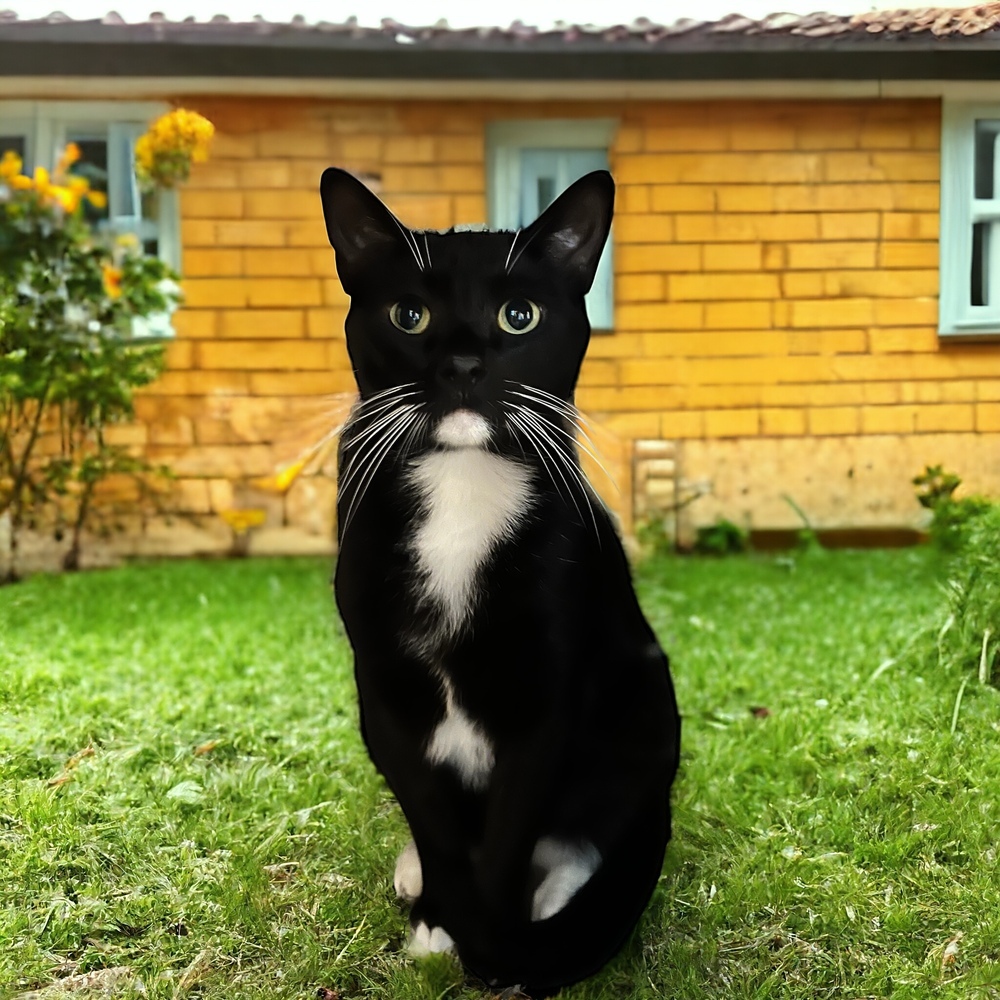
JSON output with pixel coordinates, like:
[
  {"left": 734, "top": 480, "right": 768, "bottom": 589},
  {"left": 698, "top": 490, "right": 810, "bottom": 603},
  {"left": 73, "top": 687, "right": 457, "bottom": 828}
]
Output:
[
  {"left": 320, "top": 168, "right": 413, "bottom": 293},
  {"left": 516, "top": 170, "right": 614, "bottom": 294}
]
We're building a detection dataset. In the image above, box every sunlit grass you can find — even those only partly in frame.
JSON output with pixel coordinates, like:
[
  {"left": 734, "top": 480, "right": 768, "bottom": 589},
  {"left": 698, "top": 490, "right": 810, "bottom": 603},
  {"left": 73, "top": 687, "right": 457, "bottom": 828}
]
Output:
[{"left": 2, "top": 549, "right": 997, "bottom": 998}]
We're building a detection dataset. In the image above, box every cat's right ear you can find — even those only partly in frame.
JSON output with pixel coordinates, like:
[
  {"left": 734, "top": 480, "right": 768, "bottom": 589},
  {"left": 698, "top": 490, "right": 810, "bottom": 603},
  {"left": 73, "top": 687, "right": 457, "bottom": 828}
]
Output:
[{"left": 320, "top": 168, "right": 409, "bottom": 294}]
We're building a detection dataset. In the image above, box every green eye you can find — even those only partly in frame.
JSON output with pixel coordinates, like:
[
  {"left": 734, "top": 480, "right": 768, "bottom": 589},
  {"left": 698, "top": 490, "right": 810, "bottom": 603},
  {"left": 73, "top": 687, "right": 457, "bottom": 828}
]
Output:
[
  {"left": 390, "top": 299, "right": 430, "bottom": 334},
  {"left": 498, "top": 298, "right": 541, "bottom": 335}
]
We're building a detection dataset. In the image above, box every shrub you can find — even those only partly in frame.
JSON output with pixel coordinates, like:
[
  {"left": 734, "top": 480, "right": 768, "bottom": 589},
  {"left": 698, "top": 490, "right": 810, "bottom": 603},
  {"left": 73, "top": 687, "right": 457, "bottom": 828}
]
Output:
[
  {"left": 693, "top": 518, "right": 748, "bottom": 556},
  {"left": 0, "top": 144, "right": 180, "bottom": 580},
  {"left": 913, "top": 464, "right": 992, "bottom": 552}
]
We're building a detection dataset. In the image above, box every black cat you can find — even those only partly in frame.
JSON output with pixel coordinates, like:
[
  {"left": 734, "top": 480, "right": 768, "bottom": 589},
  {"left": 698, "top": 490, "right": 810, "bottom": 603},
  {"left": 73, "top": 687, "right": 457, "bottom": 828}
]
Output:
[{"left": 320, "top": 167, "right": 681, "bottom": 995}]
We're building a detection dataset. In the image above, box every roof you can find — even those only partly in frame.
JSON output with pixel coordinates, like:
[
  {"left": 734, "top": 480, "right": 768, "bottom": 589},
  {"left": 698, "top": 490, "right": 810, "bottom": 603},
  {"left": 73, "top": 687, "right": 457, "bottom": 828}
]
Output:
[{"left": 2, "top": 4, "right": 1000, "bottom": 82}]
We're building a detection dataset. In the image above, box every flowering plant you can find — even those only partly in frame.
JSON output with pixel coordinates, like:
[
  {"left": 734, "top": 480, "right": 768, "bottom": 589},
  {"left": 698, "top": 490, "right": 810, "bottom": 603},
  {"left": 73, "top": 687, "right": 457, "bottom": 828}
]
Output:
[
  {"left": 134, "top": 108, "right": 214, "bottom": 191},
  {"left": 0, "top": 144, "right": 181, "bottom": 579}
]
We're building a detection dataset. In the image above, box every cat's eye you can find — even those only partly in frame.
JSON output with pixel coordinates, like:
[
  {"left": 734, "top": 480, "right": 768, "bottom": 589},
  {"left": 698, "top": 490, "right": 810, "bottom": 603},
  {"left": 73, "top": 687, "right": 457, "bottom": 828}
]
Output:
[
  {"left": 390, "top": 299, "right": 430, "bottom": 335},
  {"left": 498, "top": 298, "right": 541, "bottom": 335}
]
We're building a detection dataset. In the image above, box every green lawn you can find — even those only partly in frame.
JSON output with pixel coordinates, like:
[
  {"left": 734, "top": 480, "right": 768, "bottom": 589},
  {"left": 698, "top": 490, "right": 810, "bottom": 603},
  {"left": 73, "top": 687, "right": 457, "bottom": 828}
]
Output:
[{"left": 2, "top": 549, "right": 998, "bottom": 999}]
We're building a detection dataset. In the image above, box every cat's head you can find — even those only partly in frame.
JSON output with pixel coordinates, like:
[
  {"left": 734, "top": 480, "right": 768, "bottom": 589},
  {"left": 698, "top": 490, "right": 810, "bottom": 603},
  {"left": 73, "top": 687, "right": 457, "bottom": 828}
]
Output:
[{"left": 320, "top": 167, "right": 613, "bottom": 454}]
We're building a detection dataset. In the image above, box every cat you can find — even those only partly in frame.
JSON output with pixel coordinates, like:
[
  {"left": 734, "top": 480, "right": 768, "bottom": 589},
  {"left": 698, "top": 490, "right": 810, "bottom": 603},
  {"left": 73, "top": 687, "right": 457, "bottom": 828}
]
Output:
[{"left": 319, "top": 166, "right": 681, "bottom": 995}]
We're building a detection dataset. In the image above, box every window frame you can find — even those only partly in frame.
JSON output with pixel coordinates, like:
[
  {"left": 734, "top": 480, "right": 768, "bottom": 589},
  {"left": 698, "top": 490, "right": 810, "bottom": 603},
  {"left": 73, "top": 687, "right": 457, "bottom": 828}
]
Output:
[
  {"left": 940, "top": 100, "right": 1000, "bottom": 338},
  {"left": 0, "top": 99, "right": 181, "bottom": 273},
  {"left": 486, "top": 119, "right": 618, "bottom": 332}
]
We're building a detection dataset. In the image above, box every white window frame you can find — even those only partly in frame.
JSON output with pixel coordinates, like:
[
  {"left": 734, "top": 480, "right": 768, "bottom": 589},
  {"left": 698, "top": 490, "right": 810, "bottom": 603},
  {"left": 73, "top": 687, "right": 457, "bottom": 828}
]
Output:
[
  {"left": 0, "top": 100, "right": 181, "bottom": 339},
  {"left": 487, "top": 119, "right": 617, "bottom": 332},
  {"left": 940, "top": 100, "right": 1000, "bottom": 338}
]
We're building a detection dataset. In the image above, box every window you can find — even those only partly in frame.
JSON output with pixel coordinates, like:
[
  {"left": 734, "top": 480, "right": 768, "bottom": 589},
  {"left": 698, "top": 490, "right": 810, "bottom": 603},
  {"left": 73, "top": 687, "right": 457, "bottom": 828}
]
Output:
[
  {"left": 487, "top": 120, "right": 616, "bottom": 331},
  {"left": 940, "top": 102, "right": 1000, "bottom": 337},
  {"left": 0, "top": 101, "right": 180, "bottom": 337}
]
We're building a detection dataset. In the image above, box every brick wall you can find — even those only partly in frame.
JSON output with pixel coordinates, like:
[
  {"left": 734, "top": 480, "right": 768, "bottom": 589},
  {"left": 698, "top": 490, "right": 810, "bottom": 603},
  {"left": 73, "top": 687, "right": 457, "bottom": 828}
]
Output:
[{"left": 110, "top": 95, "right": 1000, "bottom": 554}]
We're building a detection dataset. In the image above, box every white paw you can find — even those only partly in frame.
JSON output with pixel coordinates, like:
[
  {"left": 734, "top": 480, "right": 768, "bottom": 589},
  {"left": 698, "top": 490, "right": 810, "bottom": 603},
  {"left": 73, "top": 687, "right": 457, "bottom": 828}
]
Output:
[
  {"left": 394, "top": 839, "right": 423, "bottom": 901},
  {"left": 530, "top": 837, "right": 601, "bottom": 922},
  {"left": 408, "top": 921, "right": 456, "bottom": 957}
]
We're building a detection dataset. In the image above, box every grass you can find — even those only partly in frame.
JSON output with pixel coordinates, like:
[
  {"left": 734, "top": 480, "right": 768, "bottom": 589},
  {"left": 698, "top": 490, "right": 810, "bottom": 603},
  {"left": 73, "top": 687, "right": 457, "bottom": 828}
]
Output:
[{"left": 2, "top": 548, "right": 999, "bottom": 999}]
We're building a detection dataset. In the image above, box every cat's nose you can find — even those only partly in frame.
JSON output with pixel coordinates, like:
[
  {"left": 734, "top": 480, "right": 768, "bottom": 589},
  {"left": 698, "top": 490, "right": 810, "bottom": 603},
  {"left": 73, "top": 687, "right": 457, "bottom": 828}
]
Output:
[{"left": 440, "top": 355, "right": 485, "bottom": 385}]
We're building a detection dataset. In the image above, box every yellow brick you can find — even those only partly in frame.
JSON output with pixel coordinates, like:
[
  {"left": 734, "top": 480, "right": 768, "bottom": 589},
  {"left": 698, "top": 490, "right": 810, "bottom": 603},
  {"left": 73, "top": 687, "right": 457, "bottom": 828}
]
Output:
[
  {"left": 438, "top": 136, "right": 485, "bottom": 163},
  {"left": 306, "top": 308, "right": 347, "bottom": 338},
  {"left": 649, "top": 185, "right": 715, "bottom": 212},
  {"left": 644, "top": 127, "right": 728, "bottom": 152},
  {"left": 676, "top": 213, "right": 820, "bottom": 242},
  {"left": 670, "top": 273, "right": 780, "bottom": 301},
  {"left": 182, "top": 190, "right": 243, "bottom": 219},
  {"left": 729, "top": 122, "right": 798, "bottom": 151},
  {"left": 290, "top": 159, "right": 336, "bottom": 188},
  {"left": 978, "top": 381, "right": 1000, "bottom": 401},
  {"left": 255, "top": 130, "right": 330, "bottom": 159},
  {"left": 789, "top": 329, "right": 867, "bottom": 354},
  {"left": 619, "top": 185, "right": 651, "bottom": 213},
  {"left": 976, "top": 402, "right": 1000, "bottom": 431},
  {"left": 382, "top": 194, "right": 453, "bottom": 229},
  {"left": 879, "top": 242, "right": 938, "bottom": 268},
  {"left": 774, "top": 184, "right": 892, "bottom": 212},
  {"left": 103, "top": 423, "right": 148, "bottom": 447},
  {"left": 580, "top": 384, "right": 685, "bottom": 411},
  {"left": 181, "top": 219, "right": 218, "bottom": 246},
  {"left": 662, "top": 410, "right": 705, "bottom": 438},
  {"left": 577, "top": 360, "right": 618, "bottom": 386},
  {"left": 797, "top": 115, "right": 860, "bottom": 151},
  {"left": 687, "top": 385, "right": 760, "bottom": 407},
  {"left": 819, "top": 213, "right": 881, "bottom": 240},
  {"left": 616, "top": 302, "right": 703, "bottom": 332},
  {"left": 617, "top": 152, "right": 822, "bottom": 185},
  {"left": 703, "top": 243, "right": 763, "bottom": 271},
  {"left": 915, "top": 404, "right": 974, "bottom": 432},
  {"left": 334, "top": 135, "right": 384, "bottom": 160},
  {"left": 864, "top": 382, "right": 903, "bottom": 404},
  {"left": 786, "top": 242, "right": 878, "bottom": 270},
  {"left": 873, "top": 298, "right": 938, "bottom": 326},
  {"left": 181, "top": 278, "right": 249, "bottom": 308},
  {"left": 763, "top": 244, "right": 787, "bottom": 271},
  {"left": 715, "top": 186, "right": 775, "bottom": 213},
  {"left": 248, "top": 371, "right": 358, "bottom": 396},
  {"left": 175, "top": 478, "right": 212, "bottom": 514},
  {"left": 823, "top": 152, "right": 894, "bottom": 183},
  {"left": 215, "top": 221, "right": 287, "bottom": 247},
  {"left": 644, "top": 330, "right": 787, "bottom": 357},
  {"left": 247, "top": 279, "right": 324, "bottom": 308},
  {"left": 618, "top": 359, "right": 691, "bottom": 385},
  {"left": 239, "top": 161, "right": 293, "bottom": 188},
  {"left": 790, "top": 299, "right": 875, "bottom": 328},
  {"left": 615, "top": 243, "right": 701, "bottom": 273},
  {"left": 243, "top": 249, "right": 316, "bottom": 277},
  {"left": 781, "top": 272, "right": 825, "bottom": 298},
  {"left": 164, "top": 340, "right": 193, "bottom": 370},
  {"left": 858, "top": 119, "right": 917, "bottom": 149},
  {"left": 209, "top": 132, "right": 256, "bottom": 159},
  {"left": 809, "top": 407, "right": 860, "bottom": 435},
  {"left": 322, "top": 279, "right": 350, "bottom": 307},
  {"left": 602, "top": 412, "right": 662, "bottom": 437},
  {"left": 888, "top": 183, "right": 939, "bottom": 211},
  {"left": 764, "top": 383, "right": 865, "bottom": 406},
  {"left": 704, "top": 301, "right": 772, "bottom": 329},
  {"left": 171, "top": 310, "right": 217, "bottom": 339},
  {"left": 760, "top": 407, "right": 806, "bottom": 436},
  {"left": 383, "top": 136, "right": 438, "bottom": 163},
  {"left": 615, "top": 215, "right": 675, "bottom": 244},
  {"left": 871, "top": 152, "right": 939, "bottom": 182},
  {"left": 613, "top": 127, "right": 644, "bottom": 154},
  {"left": 824, "top": 270, "right": 938, "bottom": 299},
  {"left": 941, "top": 380, "right": 977, "bottom": 403},
  {"left": 705, "top": 408, "right": 759, "bottom": 438},
  {"left": 187, "top": 163, "right": 240, "bottom": 189},
  {"left": 149, "top": 371, "right": 250, "bottom": 396},
  {"left": 197, "top": 340, "right": 330, "bottom": 371},
  {"left": 861, "top": 405, "right": 916, "bottom": 433},
  {"left": 286, "top": 219, "right": 329, "bottom": 248},
  {"left": 183, "top": 249, "right": 243, "bottom": 277},
  {"left": 219, "top": 309, "right": 305, "bottom": 339},
  {"left": 244, "top": 190, "right": 317, "bottom": 220},
  {"left": 882, "top": 212, "right": 939, "bottom": 240},
  {"left": 454, "top": 195, "right": 486, "bottom": 223},
  {"left": 687, "top": 357, "right": 780, "bottom": 385},
  {"left": 382, "top": 165, "right": 482, "bottom": 193},
  {"left": 616, "top": 274, "right": 666, "bottom": 302}
]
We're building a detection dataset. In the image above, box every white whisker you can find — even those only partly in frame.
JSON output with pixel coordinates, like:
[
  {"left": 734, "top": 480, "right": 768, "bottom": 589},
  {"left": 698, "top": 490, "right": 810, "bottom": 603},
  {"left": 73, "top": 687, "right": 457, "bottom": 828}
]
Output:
[{"left": 504, "top": 229, "right": 521, "bottom": 274}]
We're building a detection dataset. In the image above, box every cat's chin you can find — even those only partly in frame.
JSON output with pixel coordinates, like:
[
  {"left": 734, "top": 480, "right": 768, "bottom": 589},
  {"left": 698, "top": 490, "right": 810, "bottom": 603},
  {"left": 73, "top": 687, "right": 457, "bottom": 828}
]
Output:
[{"left": 435, "top": 409, "right": 492, "bottom": 449}]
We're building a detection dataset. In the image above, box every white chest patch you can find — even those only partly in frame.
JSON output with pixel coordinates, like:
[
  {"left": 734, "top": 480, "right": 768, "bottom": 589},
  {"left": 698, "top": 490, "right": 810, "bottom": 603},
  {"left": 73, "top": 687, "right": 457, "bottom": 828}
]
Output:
[
  {"left": 425, "top": 692, "right": 495, "bottom": 791},
  {"left": 407, "top": 448, "right": 532, "bottom": 642}
]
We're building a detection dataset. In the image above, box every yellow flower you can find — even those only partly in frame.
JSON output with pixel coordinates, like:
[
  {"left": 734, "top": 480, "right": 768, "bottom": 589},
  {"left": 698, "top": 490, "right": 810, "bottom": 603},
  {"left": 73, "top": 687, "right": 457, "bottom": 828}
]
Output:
[
  {"left": 220, "top": 508, "right": 267, "bottom": 534},
  {"left": 102, "top": 264, "right": 123, "bottom": 299},
  {"left": 86, "top": 189, "right": 108, "bottom": 210},
  {"left": 0, "top": 150, "right": 22, "bottom": 181},
  {"left": 135, "top": 108, "right": 214, "bottom": 190},
  {"left": 55, "top": 142, "right": 81, "bottom": 175},
  {"left": 251, "top": 457, "right": 308, "bottom": 494}
]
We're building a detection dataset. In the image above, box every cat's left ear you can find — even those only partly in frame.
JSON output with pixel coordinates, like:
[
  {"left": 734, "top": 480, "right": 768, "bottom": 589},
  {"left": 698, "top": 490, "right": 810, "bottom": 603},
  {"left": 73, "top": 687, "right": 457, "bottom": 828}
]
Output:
[{"left": 516, "top": 170, "right": 614, "bottom": 294}]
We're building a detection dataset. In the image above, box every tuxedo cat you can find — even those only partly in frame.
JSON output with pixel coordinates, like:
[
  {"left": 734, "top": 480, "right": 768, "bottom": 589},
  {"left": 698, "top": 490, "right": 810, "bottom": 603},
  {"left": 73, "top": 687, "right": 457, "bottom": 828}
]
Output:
[{"left": 320, "top": 167, "right": 680, "bottom": 995}]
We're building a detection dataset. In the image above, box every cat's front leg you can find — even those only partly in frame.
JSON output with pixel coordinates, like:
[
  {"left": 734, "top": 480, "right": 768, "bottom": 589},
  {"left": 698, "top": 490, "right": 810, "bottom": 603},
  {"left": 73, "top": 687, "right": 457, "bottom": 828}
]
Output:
[{"left": 394, "top": 838, "right": 422, "bottom": 902}]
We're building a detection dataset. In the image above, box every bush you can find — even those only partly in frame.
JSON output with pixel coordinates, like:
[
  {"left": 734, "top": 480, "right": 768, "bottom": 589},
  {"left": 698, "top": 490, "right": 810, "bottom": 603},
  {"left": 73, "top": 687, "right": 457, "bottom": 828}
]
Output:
[
  {"left": 0, "top": 144, "right": 180, "bottom": 580},
  {"left": 693, "top": 518, "right": 748, "bottom": 556},
  {"left": 913, "top": 464, "right": 992, "bottom": 552}
]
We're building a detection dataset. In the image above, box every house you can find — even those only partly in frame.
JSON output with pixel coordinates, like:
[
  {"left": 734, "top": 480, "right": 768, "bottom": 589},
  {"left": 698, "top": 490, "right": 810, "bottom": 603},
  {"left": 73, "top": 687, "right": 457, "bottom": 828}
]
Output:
[{"left": 3, "top": 3, "right": 1000, "bottom": 564}]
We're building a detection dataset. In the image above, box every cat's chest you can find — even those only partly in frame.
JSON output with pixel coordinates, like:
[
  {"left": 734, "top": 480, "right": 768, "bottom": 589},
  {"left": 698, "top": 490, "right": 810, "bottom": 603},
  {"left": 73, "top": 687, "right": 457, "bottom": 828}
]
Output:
[{"left": 405, "top": 449, "right": 533, "bottom": 643}]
